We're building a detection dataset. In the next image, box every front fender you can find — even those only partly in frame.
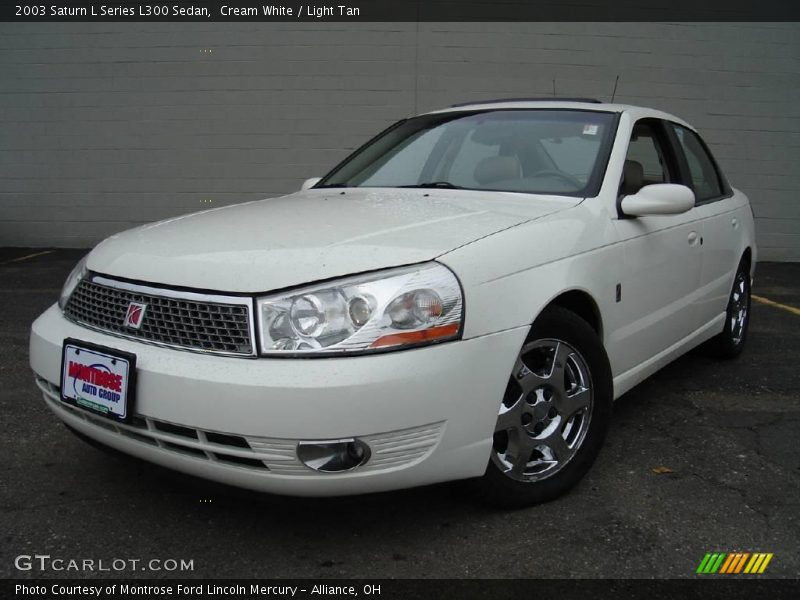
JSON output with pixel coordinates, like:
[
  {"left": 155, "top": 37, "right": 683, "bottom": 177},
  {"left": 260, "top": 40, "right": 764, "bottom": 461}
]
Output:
[{"left": 438, "top": 201, "right": 621, "bottom": 345}]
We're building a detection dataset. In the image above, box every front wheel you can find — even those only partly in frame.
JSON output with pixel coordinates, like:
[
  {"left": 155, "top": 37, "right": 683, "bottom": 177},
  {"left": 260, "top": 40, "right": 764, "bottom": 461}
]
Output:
[{"left": 471, "top": 306, "right": 613, "bottom": 507}]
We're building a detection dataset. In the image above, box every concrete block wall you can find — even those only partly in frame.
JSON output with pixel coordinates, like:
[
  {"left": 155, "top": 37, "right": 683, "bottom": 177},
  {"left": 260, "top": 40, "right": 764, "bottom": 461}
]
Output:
[{"left": 0, "top": 22, "right": 797, "bottom": 259}]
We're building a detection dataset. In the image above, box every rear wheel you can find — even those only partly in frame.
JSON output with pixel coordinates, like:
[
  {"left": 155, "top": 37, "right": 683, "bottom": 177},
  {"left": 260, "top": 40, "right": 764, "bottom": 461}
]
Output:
[
  {"left": 472, "top": 306, "right": 613, "bottom": 507},
  {"left": 709, "top": 258, "right": 751, "bottom": 359}
]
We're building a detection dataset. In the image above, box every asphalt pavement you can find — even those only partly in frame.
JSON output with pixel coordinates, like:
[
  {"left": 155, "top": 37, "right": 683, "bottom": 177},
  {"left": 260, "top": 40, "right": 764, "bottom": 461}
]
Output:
[{"left": 1, "top": 249, "right": 798, "bottom": 579}]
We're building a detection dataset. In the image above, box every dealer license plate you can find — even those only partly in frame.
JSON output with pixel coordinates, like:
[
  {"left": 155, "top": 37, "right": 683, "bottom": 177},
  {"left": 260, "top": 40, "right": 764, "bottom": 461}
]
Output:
[{"left": 60, "top": 339, "right": 137, "bottom": 422}]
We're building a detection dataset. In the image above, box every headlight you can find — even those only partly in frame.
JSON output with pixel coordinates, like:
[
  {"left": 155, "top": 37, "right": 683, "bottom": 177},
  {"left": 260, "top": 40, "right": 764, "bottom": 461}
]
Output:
[
  {"left": 58, "top": 255, "right": 88, "bottom": 310},
  {"left": 256, "top": 262, "right": 463, "bottom": 355}
]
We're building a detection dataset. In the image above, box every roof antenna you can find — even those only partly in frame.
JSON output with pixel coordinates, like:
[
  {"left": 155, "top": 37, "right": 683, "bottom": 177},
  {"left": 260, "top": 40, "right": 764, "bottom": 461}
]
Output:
[
  {"left": 552, "top": 79, "right": 556, "bottom": 96},
  {"left": 610, "top": 75, "right": 620, "bottom": 103}
]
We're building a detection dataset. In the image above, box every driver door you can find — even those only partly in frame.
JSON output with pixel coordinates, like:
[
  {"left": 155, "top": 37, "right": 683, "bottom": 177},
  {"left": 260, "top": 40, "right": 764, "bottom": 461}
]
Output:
[{"left": 611, "top": 119, "right": 704, "bottom": 375}]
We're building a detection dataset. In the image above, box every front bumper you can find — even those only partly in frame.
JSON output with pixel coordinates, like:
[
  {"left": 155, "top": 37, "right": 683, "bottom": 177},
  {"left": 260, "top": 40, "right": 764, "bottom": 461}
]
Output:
[{"left": 30, "top": 304, "right": 528, "bottom": 496}]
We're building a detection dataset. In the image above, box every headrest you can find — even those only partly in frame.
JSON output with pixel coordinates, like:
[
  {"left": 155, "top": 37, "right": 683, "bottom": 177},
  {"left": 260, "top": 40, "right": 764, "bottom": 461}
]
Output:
[
  {"left": 622, "top": 159, "right": 644, "bottom": 195},
  {"left": 474, "top": 156, "right": 522, "bottom": 185}
]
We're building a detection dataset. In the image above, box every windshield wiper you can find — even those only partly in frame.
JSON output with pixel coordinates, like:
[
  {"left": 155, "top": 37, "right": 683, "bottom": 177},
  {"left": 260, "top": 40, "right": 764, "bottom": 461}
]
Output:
[
  {"left": 399, "top": 181, "right": 464, "bottom": 189},
  {"left": 315, "top": 183, "right": 348, "bottom": 188}
]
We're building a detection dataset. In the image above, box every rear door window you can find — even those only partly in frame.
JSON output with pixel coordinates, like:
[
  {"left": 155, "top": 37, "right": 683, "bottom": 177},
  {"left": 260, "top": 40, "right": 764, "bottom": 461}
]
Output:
[{"left": 671, "top": 125, "right": 725, "bottom": 202}]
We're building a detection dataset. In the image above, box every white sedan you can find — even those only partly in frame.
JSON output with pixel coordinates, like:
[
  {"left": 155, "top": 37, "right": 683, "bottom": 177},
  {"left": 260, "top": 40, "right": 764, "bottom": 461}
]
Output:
[{"left": 30, "top": 99, "right": 755, "bottom": 506}]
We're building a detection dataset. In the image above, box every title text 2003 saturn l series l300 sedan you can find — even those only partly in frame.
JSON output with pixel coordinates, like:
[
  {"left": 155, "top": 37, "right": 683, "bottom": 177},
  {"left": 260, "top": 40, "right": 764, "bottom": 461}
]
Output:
[{"left": 30, "top": 99, "right": 755, "bottom": 506}]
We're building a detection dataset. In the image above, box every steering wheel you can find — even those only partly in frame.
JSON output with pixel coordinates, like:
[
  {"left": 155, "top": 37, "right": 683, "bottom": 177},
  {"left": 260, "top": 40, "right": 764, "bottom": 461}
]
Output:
[{"left": 530, "top": 170, "right": 583, "bottom": 188}]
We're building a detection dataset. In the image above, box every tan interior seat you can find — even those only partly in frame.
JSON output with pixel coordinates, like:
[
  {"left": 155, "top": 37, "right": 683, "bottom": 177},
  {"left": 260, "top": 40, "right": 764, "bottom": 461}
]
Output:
[
  {"left": 474, "top": 156, "right": 522, "bottom": 186},
  {"left": 622, "top": 159, "right": 644, "bottom": 195}
]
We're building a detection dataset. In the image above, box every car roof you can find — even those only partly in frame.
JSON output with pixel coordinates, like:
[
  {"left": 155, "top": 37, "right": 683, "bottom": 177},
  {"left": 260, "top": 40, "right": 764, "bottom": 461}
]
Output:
[{"left": 427, "top": 99, "right": 695, "bottom": 131}]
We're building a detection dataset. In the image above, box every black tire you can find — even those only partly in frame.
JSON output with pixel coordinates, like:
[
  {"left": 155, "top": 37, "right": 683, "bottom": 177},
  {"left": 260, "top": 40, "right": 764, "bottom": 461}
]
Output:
[
  {"left": 470, "top": 306, "right": 613, "bottom": 508},
  {"left": 708, "top": 258, "right": 751, "bottom": 359}
]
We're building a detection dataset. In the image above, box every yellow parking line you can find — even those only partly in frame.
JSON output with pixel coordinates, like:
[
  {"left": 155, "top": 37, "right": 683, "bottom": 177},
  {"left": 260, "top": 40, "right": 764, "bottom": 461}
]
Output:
[
  {"left": 752, "top": 294, "right": 800, "bottom": 317},
  {"left": 0, "top": 250, "right": 53, "bottom": 265}
]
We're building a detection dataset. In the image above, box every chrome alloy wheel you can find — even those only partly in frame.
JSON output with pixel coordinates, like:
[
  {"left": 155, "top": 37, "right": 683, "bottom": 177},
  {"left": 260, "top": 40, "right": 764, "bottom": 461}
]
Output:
[
  {"left": 730, "top": 270, "right": 749, "bottom": 345},
  {"left": 492, "top": 339, "right": 593, "bottom": 482}
]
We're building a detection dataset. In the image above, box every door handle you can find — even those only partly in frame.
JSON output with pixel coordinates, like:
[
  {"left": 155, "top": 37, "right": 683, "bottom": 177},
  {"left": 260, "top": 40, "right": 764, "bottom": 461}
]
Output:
[
  {"left": 732, "top": 217, "right": 739, "bottom": 229},
  {"left": 688, "top": 231, "right": 699, "bottom": 246}
]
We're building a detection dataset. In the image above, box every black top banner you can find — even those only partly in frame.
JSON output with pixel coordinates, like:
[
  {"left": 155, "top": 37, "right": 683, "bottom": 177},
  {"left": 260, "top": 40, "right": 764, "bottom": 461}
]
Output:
[{"left": 4, "top": 0, "right": 800, "bottom": 22}]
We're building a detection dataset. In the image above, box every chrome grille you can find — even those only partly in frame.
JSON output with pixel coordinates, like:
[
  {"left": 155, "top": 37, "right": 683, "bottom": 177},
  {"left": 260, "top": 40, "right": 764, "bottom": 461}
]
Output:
[{"left": 64, "top": 276, "right": 254, "bottom": 355}]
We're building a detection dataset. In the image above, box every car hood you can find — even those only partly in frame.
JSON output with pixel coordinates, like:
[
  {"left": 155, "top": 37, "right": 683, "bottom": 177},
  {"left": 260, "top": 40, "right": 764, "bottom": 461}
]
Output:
[{"left": 88, "top": 188, "right": 578, "bottom": 293}]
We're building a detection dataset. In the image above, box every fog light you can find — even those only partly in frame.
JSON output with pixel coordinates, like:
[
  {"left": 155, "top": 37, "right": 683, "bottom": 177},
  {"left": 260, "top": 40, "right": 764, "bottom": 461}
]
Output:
[{"left": 296, "top": 439, "right": 371, "bottom": 473}]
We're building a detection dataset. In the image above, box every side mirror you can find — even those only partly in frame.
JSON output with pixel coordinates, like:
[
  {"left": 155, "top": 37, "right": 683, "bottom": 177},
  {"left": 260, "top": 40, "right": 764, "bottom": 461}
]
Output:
[
  {"left": 301, "top": 177, "right": 322, "bottom": 191},
  {"left": 620, "top": 184, "right": 695, "bottom": 217}
]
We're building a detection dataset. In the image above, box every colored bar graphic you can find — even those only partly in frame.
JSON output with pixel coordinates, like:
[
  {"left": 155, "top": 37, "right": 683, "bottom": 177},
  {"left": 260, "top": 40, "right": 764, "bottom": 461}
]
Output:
[
  {"left": 734, "top": 553, "right": 750, "bottom": 573},
  {"left": 720, "top": 553, "right": 736, "bottom": 573},
  {"left": 699, "top": 552, "right": 774, "bottom": 575},
  {"left": 722, "top": 553, "right": 740, "bottom": 574},
  {"left": 719, "top": 553, "right": 734, "bottom": 574},
  {"left": 696, "top": 553, "right": 712, "bottom": 574},
  {"left": 758, "top": 554, "right": 773, "bottom": 574},
  {"left": 711, "top": 553, "right": 726, "bottom": 573},
  {"left": 700, "top": 553, "right": 719, "bottom": 573},
  {"left": 745, "top": 554, "right": 762, "bottom": 573}
]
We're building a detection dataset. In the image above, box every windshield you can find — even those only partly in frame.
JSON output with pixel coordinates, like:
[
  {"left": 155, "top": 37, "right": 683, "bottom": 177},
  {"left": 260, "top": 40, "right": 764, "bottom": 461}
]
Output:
[{"left": 318, "top": 109, "right": 617, "bottom": 196}]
